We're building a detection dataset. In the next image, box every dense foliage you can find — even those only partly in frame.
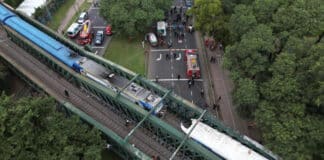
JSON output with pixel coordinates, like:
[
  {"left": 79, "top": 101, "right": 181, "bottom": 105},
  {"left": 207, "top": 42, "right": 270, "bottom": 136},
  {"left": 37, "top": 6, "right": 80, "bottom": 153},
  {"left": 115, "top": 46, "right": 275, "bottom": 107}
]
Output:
[
  {"left": 0, "top": 95, "right": 104, "bottom": 159},
  {"left": 99, "top": 0, "right": 172, "bottom": 36},
  {"left": 4, "top": 0, "right": 23, "bottom": 8},
  {"left": 221, "top": 0, "right": 324, "bottom": 159}
]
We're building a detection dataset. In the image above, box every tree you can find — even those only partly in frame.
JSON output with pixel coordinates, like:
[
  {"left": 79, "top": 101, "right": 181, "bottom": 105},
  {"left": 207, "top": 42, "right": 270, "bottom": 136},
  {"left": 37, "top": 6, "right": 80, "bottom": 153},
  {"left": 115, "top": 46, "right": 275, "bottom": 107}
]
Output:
[
  {"left": 227, "top": 4, "right": 257, "bottom": 41},
  {"left": 224, "top": 24, "right": 275, "bottom": 79},
  {"left": 100, "top": 0, "right": 172, "bottom": 36},
  {"left": 233, "top": 78, "right": 259, "bottom": 117},
  {"left": 0, "top": 95, "right": 104, "bottom": 159},
  {"left": 223, "top": 1, "right": 324, "bottom": 159},
  {"left": 187, "top": 0, "right": 222, "bottom": 35}
]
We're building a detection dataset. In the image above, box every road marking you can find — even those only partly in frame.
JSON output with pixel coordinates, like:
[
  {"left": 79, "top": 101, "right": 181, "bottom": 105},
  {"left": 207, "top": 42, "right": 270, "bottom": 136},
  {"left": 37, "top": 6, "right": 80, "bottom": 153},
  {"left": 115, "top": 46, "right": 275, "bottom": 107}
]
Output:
[
  {"left": 156, "top": 54, "right": 162, "bottom": 61},
  {"left": 0, "top": 39, "right": 8, "bottom": 43},
  {"left": 94, "top": 51, "right": 98, "bottom": 55},
  {"left": 190, "top": 91, "right": 193, "bottom": 96},
  {"left": 90, "top": 7, "right": 100, "bottom": 10},
  {"left": 171, "top": 73, "right": 174, "bottom": 78},
  {"left": 151, "top": 48, "right": 197, "bottom": 52},
  {"left": 92, "top": 46, "right": 104, "bottom": 49},
  {"left": 92, "top": 26, "right": 106, "bottom": 29},
  {"left": 150, "top": 78, "right": 203, "bottom": 82},
  {"left": 176, "top": 53, "right": 181, "bottom": 60}
]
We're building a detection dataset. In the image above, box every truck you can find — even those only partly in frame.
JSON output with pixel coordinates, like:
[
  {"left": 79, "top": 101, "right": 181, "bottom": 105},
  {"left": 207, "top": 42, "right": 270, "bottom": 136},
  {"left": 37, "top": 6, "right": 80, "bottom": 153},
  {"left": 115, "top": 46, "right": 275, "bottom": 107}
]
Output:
[
  {"left": 157, "top": 21, "right": 167, "bottom": 37},
  {"left": 184, "top": 49, "right": 200, "bottom": 78},
  {"left": 78, "top": 20, "right": 92, "bottom": 45}
]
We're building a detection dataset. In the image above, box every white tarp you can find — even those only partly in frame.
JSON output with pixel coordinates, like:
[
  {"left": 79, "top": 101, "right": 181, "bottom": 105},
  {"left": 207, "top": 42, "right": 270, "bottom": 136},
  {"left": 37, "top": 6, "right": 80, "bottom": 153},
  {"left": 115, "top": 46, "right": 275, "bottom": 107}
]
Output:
[{"left": 16, "top": 0, "right": 46, "bottom": 17}]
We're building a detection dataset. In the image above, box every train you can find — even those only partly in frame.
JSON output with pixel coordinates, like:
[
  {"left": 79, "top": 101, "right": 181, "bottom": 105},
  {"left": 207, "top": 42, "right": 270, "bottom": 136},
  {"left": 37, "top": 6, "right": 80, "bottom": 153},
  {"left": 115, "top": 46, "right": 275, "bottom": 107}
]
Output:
[
  {"left": 0, "top": 3, "right": 278, "bottom": 159},
  {"left": 0, "top": 3, "right": 163, "bottom": 115},
  {"left": 181, "top": 119, "right": 279, "bottom": 160}
]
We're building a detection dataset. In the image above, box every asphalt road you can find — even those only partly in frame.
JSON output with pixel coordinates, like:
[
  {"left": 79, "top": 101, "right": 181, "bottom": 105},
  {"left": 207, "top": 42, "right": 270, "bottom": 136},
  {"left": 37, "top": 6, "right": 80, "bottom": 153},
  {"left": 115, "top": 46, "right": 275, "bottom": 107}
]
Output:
[{"left": 147, "top": 1, "right": 207, "bottom": 107}]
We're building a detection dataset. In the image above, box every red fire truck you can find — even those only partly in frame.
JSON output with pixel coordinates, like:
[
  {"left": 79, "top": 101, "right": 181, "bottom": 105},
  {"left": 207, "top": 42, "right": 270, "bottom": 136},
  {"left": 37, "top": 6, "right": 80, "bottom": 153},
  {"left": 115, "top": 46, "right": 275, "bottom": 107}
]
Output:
[
  {"left": 78, "top": 20, "right": 92, "bottom": 45},
  {"left": 184, "top": 49, "right": 200, "bottom": 78}
]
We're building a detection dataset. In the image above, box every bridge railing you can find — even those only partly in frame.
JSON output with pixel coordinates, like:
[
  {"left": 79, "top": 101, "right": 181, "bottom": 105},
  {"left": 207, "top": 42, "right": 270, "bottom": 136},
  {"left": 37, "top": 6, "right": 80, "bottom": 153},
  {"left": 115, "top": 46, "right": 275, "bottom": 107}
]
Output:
[
  {"left": 13, "top": 9, "right": 277, "bottom": 160},
  {"left": 5, "top": 14, "right": 220, "bottom": 160}
]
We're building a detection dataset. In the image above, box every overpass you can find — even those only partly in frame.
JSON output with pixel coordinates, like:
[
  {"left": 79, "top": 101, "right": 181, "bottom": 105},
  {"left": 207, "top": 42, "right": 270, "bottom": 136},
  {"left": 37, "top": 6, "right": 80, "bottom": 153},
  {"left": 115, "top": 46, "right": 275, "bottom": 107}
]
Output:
[{"left": 0, "top": 3, "right": 277, "bottom": 160}]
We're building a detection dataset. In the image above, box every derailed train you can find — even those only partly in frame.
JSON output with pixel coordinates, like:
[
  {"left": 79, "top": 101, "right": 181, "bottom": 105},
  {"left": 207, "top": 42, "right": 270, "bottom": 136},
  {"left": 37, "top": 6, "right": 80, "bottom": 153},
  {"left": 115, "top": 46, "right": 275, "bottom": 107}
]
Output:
[
  {"left": 0, "top": 3, "right": 278, "bottom": 160},
  {"left": 0, "top": 3, "right": 163, "bottom": 115}
]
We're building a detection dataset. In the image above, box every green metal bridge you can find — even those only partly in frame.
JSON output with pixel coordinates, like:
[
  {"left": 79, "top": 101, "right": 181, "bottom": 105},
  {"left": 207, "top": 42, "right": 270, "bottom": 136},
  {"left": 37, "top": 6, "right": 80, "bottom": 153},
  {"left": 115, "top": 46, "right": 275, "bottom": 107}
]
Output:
[{"left": 0, "top": 6, "right": 277, "bottom": 160}]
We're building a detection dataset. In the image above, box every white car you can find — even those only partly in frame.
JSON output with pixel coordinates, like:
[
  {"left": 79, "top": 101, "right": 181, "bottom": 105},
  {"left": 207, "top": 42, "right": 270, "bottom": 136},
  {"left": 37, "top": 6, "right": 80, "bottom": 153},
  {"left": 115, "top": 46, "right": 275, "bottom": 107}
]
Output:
[
  {"left": 77, "top": 12, "right": 88, "bottom": 24},
  {"left": 66, "top": 23, "right": 82, "bottom": 38}
]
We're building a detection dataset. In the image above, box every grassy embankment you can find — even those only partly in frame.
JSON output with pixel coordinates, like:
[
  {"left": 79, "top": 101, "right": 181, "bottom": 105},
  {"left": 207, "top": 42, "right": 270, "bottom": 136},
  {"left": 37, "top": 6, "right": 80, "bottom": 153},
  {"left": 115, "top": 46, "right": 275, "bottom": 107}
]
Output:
[
  {"left": 104, "top": 37, "right": 146, "bottom": 76},
  {"left": 47, "top": 0, "right": 76, "bottom": 30}
]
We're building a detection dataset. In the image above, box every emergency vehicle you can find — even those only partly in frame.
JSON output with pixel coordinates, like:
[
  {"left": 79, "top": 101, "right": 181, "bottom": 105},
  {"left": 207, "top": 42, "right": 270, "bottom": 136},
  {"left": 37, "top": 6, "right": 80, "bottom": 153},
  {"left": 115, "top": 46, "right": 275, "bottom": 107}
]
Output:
[
  {"left": 184, "top": 49, "right": 200, "bottom": 78},
  {"left": 78, "top": 20, "right": 92, "bottom": 45}
]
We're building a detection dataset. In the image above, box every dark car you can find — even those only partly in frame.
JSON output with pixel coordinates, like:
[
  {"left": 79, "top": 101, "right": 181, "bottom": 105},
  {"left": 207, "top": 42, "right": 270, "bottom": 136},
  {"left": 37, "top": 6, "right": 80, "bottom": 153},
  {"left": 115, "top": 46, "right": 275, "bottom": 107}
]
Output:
[{"left": 94, "top": 30, "right": 104, "bottom": 45}]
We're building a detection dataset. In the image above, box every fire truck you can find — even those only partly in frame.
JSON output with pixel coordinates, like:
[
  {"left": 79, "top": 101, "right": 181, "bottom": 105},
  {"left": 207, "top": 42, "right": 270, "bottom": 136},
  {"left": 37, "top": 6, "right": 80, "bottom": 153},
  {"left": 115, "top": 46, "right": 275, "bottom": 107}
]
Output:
[
  {"left": 184, "top": 49, "right": 200, "bottom": 78},
  {"left": 78, "top": 20, "right": 92, "bottom": 45}
]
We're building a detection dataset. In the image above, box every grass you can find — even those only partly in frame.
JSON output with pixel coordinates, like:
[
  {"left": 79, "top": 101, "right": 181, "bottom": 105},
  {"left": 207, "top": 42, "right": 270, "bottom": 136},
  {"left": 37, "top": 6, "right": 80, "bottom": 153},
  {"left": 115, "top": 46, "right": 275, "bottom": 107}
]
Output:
[
  {"left": 47, "top": 0, "right": 76, "bottom": 30},
  {"left": 104, "top": 37, "right": 146, "bottom": 75},
  {"left": 63, "top": 1, "right": 92, "bottom": 32}
]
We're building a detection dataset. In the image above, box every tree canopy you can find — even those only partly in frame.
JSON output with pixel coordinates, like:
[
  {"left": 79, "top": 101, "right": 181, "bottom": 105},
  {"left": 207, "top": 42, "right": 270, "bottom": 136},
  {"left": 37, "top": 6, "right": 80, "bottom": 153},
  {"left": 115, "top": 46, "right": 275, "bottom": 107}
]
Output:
[
  {"left": 187, "top": 0, "right": 223, "bottom": 36},
  {"left": 221, "top": 0, "right": 324, "bottom": 159},
  {"left": 0, "top": 95, "right": 104, "bottom": 160},
  {"left": 99, "top": 0, "right": 172, "bottom": 36}
]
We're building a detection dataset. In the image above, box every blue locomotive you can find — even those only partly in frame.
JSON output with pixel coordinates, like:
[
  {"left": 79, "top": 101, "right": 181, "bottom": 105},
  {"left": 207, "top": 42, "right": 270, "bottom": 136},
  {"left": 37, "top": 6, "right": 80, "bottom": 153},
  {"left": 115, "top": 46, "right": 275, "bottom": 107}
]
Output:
[{"left": 0, "top": 3, "right": 163, "bottom": 115}]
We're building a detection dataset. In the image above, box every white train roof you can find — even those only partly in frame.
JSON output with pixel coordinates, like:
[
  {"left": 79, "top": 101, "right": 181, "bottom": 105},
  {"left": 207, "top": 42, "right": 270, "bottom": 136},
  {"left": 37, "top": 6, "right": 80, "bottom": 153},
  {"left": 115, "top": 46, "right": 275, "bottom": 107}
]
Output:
[{"left": 181, "top": 119, "right": 269, "bottom": 160}]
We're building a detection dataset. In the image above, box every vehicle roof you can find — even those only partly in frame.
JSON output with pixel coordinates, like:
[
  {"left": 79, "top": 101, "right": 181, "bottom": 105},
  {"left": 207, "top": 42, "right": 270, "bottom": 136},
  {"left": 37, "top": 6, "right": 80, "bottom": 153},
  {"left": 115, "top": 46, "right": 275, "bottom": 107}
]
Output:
[
  {"left": 67, "top": 23, "right": 80, "bottom": 32},
  {"left": 96, "top": 30, "right": 104, "bottom": 34},
  {"left": 182, "top": 119, "right": 269, "bottom": 160},
  {"left": 79, "top": 12, "right": 87, "bottom": 17}
]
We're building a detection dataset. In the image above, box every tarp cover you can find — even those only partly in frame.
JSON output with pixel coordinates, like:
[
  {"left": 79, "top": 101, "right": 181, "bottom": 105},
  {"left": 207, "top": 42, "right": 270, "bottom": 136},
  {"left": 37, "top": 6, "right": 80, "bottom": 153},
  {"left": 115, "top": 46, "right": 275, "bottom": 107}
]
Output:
[{"left": 16, "top": 0, "right": 46, "bottom": 17}]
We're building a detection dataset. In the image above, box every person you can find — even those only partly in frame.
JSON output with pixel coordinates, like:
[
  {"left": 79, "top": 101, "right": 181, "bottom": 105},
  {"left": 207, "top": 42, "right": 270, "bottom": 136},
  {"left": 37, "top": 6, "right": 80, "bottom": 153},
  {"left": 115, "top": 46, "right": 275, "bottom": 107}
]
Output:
[
  {"left": 141, "top": 40, "right": 145, "bottom": 48},
  {"left": 155, "top": 76, "right": 159, "bottom": 82},
  {"left": 218, "top": 96, "right": 222, "bottom": 101},
  {"left": 166, "top": 53, "right": 170, "bottom": 60},
  {"left": 167, "top": 40, "right": 172, "bottom": 48},
  {"left": 125, "top": 119, "right": 130, "bottom": 127},
  {"left": 205, "top": 38, "right": 209, "bottom": 47},
  {"left": 188, "top": 80, "right": 192, "bottom": 88},
  {"left": 200, "top": 89, "right": 204, "bottom": 96},
  {"left": 64, "top": 90, "right": 69, "bottom": 97},
  {"left": 213, "top": 104, "right": 217, "bottom": 110},
  {"left": 173, "top": 52, "right": 177, "bottom": 59},
  {"left": 177, "top": 74, "right": 181, "bottom": 80}
]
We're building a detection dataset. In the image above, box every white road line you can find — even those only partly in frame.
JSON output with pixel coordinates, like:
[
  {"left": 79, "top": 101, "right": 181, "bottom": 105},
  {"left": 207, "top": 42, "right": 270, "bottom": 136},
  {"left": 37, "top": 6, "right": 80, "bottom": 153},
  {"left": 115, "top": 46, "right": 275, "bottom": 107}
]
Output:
[
  {"left": 150, "top": 78, "right": 203, "bottom": 82},
  {"left": 150, "top": 48, "right": 197, "bottom": 52},
  {"left": 156, "top": 54, "right": 162, "bottom": 61},
  {"left": 190, "top": 91, "right": 193, "bottom": 96},
  {"left": 92, "top": 46, "right": 104, "bottom": 49},
  {"left": 92, "top": 26, "right": 106, "bottom": 29},
  {"left": 171, "top": 73, "right": 174, "bottom": 78},
  {"left": 176, "top": 53, "right": 181, "bottom": 60}
]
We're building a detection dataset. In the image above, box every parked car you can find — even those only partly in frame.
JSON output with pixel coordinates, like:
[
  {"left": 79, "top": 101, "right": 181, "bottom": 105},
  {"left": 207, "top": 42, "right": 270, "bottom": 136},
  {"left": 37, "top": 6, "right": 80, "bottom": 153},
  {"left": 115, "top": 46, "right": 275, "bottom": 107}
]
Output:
[
  {"left": 66, "top": 23, "right": 82, "bottom": 38},
  {"left": 94, "top": 30, "right": 104, "bottom": 45},
  {"left": 77, "top": 12, "right": 88, "bottom": 24},
  {"left": 105, "top": 25, "right": 112, "bottom": 36},
  {"left": 146, "top": 33, "right": 158, "bottom": 47},
  {"left": 185, "top": 0, "right": 192, "bottom": 8}
]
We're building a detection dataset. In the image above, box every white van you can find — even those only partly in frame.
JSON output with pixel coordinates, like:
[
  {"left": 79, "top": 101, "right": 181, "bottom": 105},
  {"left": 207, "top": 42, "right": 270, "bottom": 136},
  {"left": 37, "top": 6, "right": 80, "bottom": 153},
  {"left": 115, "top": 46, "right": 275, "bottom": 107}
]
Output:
[
  {"left": 67, "top": 23, "right": 82, "bottom": 38},
  {"left": 77, "top": 12, "right": 88, "bottom": 24}
]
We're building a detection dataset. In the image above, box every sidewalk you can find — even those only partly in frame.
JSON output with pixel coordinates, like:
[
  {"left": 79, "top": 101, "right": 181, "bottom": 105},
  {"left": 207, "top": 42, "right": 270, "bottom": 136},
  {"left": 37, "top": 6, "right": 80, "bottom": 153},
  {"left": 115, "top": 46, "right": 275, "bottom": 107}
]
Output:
[
  {"left": 57, "top": 0, "right": 86, "bottom": 34},
  {"left": 195, "top": 32, "right": 261, "bottom": 140}
]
